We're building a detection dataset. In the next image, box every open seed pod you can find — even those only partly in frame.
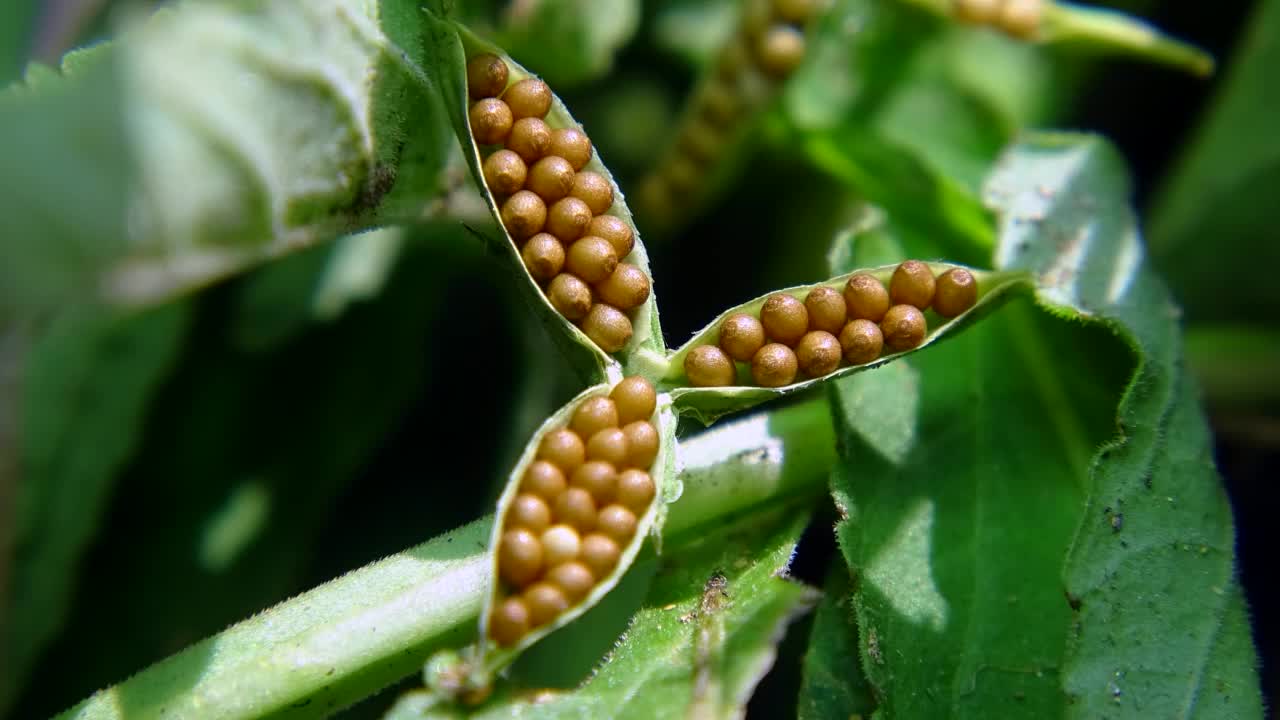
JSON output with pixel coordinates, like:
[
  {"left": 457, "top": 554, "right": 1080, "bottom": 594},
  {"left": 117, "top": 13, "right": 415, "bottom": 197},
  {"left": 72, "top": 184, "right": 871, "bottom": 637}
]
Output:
[
  {"left": 478, "top": 376, "right": 678, "bottom": 670},
  {"left": 654, "top": 261, "right": 1029, "bottom": 424},
  {"left": 425, "top": 13, "right": 664, "bottom": 380}
]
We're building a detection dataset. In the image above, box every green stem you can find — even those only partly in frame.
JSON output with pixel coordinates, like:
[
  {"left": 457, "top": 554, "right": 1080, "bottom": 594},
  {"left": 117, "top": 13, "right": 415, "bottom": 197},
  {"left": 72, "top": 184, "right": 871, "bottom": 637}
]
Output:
[{"left": 57, "top": 397, "right": 836, "bottom": 720}]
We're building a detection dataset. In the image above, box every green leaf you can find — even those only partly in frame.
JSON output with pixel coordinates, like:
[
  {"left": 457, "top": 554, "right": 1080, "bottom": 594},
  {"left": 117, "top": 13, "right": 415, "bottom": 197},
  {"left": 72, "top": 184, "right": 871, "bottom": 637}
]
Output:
[
  {"left": 1148, "top": 0, "right": 1280, "bottom": 323},
  {"left": 0, "top": 0, "right": 454, "bottom": 311},
  {"left": 496, "top": 0, "right": 640, "bottom": 87},
  {"left": 6, "top": 303, "right": 188, "bottom": 714},
  {"left": 796, "top": 563, "right": 877, "bottom": 720},
  {"left": 985, "top": 133, "right": 1262, "bottom": 717}
]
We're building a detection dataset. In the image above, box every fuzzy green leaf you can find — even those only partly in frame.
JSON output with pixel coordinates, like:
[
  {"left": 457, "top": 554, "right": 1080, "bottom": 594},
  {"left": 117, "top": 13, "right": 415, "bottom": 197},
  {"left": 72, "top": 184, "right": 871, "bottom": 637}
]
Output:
[{"left": 796, "top": 564, "right": 877, "bottom": 720}]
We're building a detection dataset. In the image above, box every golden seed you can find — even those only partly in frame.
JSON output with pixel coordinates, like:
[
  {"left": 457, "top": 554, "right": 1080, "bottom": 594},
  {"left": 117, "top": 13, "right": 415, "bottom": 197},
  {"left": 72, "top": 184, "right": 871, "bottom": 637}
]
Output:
[
  {"left": 549, "top": 127, "right": 593, "bottom": 170},
  {"left": 953, "top": 0, "right": 1000, "bottom": 23},
  {"left": 523, "top": 582, "right": 569, "bottom": 627},
  {"left": 760, "top": 293, "right": 809, "bottom": 346},
  {"left": 587, "top": 215, "right": 634, "bottom": 257},
  {"left": 571, "top": 460, "right": 618, "bottom": 505},
  {"left": 890, "top": 260, "right": 936, "bottom": 310},
  {"left": 482, "top": 149, "right": 527, "bottom": 196},
  {"left": 596, "top": 264, "right": 651, "bottom": 311},
  {"left": 718, "top": 313, "right": 766, "bottom": 362},
  {"left": 933, "top": 268, "right": 978, "bottom": 318},
  {"left": 685, "top": 345, "right": 737, "bottom": 387},
  {"left": 547, "top": 273, "right": 593, "bottom": 320},
  {"left": 586, "top": 427, "right": 630, "bottom": 467},
  {"left": 508, "top": 493, "right": 552, "bottom": 533},
  {"left": 751, "top": 343, "right": 799, "bottom": 388},
  {"left": 571, "top": 396, "right": 619, "bottom": 437},
  {"left": 880, "top": 304, "right": 927, "bottom": 351},
  {"left": 1000, "top": 0, "right": 1043, "bottom": 39},
  {"left": 621, "top": 421, "right": 659, "bottom": 469},
  {"left": 796, "top": 330, "right": 842, "bottom": 378},
  {"left": 843, "top": 273, "right": 890, "bottom": 322},
  {"left": 756, "top": 25, "right": 806, "bottom": 78},
  {"left": 804, "top": 286, "right": 848, "bottom": 334},
  {"left": 527, "top": 155, "right": 576, "bottom": 202},
  {"left": 839, "top": 319, "right": 883, "bottom": 365},
  {"left": 501, "top": 190, "right": 547, "bottom": 240},
  {"left": 701, "top": 80, "right": 739, "bottom": 128},
  {"left": 772, "top": 0, "right": 817, "bottom": 24},
  {"left": 565, "top": 236, "right": 618, "bottom": 284},
  {"left": 522, "top": 459, "right": 567, "bottom": 499},
  {"left": 506, "top": 117, "right": 552, "bottom": 163},
  {"left": 611, "top": 376, "right": 657, "bottom": 425},
  {"left": 466, "top": 53, "right": 509, "bottom": 99},
  {"left": 503, "top": 78, "right": 552, "bottom": 120},
  {"left": 678, "top": 121, "right": 723, "bottom": 164},
  {"left": 547, "top": 197, "right": 594, "bottom": 242},
  {"left": 541, "top": 524, "right": 582, "bottom": 566},
  {"left": 498, "top": 528, "right": 543, "bottom": 587},
  {"left": 554, "top": 487, "right": 598, "bottom": 531},
  {"left": 469, "top": 98, "right": 513, "bottom": 145},
  {"left": 521, "top": 233, "right": 566, "bottom": 283},
  {"left": 582, "top": 303, "right": 633, "bottom": 353},
  {"left": 537, "top": 428, "right": 585, "bottom": 473},
  {"left": 571, "top": 171, "right": 614, "bottom": 215},
  {"left": 546, "top": 561, "right": 595, "bottom": 601},
  {"left": 490, "top": 597, "right": 530, "bottom": 647},
  {"left": 616, "top": 469, "right": 656, "bottom": 512},
  {"left": 580, "top": 533, "right": 621, "bottom": 578},
  {"left": 597, "top": 504, "right": 638, "bottom": 542}
]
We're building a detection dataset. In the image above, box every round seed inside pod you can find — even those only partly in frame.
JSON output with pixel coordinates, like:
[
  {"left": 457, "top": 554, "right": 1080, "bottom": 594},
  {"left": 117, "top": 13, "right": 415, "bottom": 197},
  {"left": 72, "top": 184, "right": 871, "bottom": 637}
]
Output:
[
  {"left": 844, "top": 273, "right": 890, "bottom": 322},
  {"left": 616, "top": 469, "right": 656, "bottom": 512},
  {"left": 805, "top": 287, "right": 848, "bottom": 334},
  {"left": 507, "top": 493, "right": 552, "bottom": 533},
  {"left": 611, "top": 376, "right": 657, "bottom": 425},
  {"left": 554, "top": 487, "right": 598, "bottom": 531},
  {"left": 469, "top": 98, "right": 514, "bottom": 145},
  {"left": 581, "top": 303, "right": 633, "bottom": 353},
  {"left": 498, "top": 528, "right": 543, "bottom": 587},
  {"left": 621, "top": 421, "right": 659, "bottom": 469},
  {"left": 597, "top": 504, "right": 638, "bottom": 543},
  {"left": 549, "top": 127, "right": 593, "bottom": 171},
  {"left": 565, "top": 236, "right": 618, "bottom": 284},
  {"left": 571, "top": 460, "right": 618, "bottom": 505},
  {"left": 506, "top": 117, "right": 552, "bottom": 163},
  {"left": 490, "top": 597, "right": 530, "bottom": 647},
  {"left": 541, "top": 524, "right": 582, "bottom": 567},
  {"left": 596, "top": 264, "right": 651, "bottom": 311},
  {"left": 571, "top": 396, "right": 618, "bottom": 438},
  {"left": 685, "top": 345, "right": 737, "bottom": 387},
  {"left": 756, "top": 25, "right": 806, "bottom": 78},
  {"left": 523, "top": 582, "right": 569, "bottom": 627},
  {"left": 760, "top": 294, "right": 809, "bottom": 346},
  {"left": 580, "top": 533, "right": 621, "bottom": 578},
  {"left": 751, "top": 343, "right": 799, "bottom": 388},
  {"left": 522, "top": 459, "right": 567, "bottom": 499},
  {"left": 839, "top": 319, "right": 884, "bottom": 365},
  {"left": 1000, "top": 0, "right": 1043, "bottom": 39},
  {"left": 953, "top": 0, "right": 1001, "bottom": 23},
  {"left": 890, "top": 260, "right": 936, "bottom": 309},
  {"left": 718, "top": 313, "right": 766, "bottom": 362},
  {"left": 521, "top": 232, "right": 566, "bottom": 283},
  {"left": 466, "top": 53, "right": 509, "bottom": 99},
  {"left": 527, "top": 155, "right": 576, "bottom": 202},
  {"left": 796, "top": 330, "right": 842, "bottom": 378},
  {"left": 503, "top": 78, "right": 552, "bottom": 120},
  {"left": 547, "top": 273, "right": 592, "bottom": 321},
  {"left": 571, "top": 172, "right": 614, "bottom": 215},
  {"left": 588, "top": 215, "right": 634, "bottom": 257},
  {"left": 586, "top": 428, "right": 630, "bottom": 467},
  {"left": 537, "top": 428, "right": 585, "bottom": 473},
  {"left": 547, "top": 561, "right": 595, "bottom": 601},
  {"left": 880, "top": 304, "right": 927, "bottom": 351},
  {"left": 772, "top": 0, "right": 818, "bottom": 23},
  {"left": 701, "top": 80, "right": 739, "bottom": 128},
  {"left": 933, "top": 268, "right": 978, "bottom": 318},
  {"left": 501, "top": 190, "right": 546, "bottom": 240},
  {"left": 482, "top": 149, "right": 527, "bottom": 196},
  {"left": 547, "top": 197, "right": 594, "bottom": 242}
]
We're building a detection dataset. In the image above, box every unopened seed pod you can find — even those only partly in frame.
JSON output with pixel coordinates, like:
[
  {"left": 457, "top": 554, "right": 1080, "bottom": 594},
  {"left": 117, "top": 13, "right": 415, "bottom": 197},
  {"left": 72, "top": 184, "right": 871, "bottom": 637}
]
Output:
[
  {"left": 760, "top": 294, "right": 809, "bottom": 346},
  {"left": 504, "top": 78, "right": 553, "bottom": 120},
  {"left": 890, "top": 260, "right": 936, "bottom": 310},
  {"left": 506, "top": 117, "right": 552, "bottom": 163},
  {"left": 483, "top": 149, "right": 527, "bottom": 196},
  {"left": 881, "top": 304, "right": 927, "bottom": 351},
  {"left": 549, "top": 127, "right": 593, "bottom": 171},
  {"left": 470, "top": 98, "right": 514, "bottom": 145},
  {"left": 933, "top": 268, "right": 978, "bottom": 318},
  {"left": 752, "top": 343, "right": 799, "bottom": 387},
  {"left": 596, "top": 264, "right": 651, "bottom": 311},
  {"left": 685, "top": 345, "right": 737, "bottom": 387},
  {"left": 581, "top": 304, "right": 633, "bottom": 353},
  {"left": 547, "top": 273, "right": 592, "bottom": 321},
  {"left": 467, "top": 53, "right": 509, "bottom": 99}
]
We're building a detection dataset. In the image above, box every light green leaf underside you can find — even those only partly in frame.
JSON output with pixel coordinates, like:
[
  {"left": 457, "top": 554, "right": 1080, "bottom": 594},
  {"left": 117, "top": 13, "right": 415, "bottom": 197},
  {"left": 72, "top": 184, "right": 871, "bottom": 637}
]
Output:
[{"left": 984, "top": 133, "right": 1262, "bottom": 718}]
